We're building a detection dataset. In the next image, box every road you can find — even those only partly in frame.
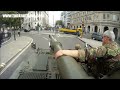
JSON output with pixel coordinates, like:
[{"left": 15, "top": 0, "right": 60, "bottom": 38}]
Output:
[{"left": 0, "top": 30, "right": 87, "bottom": 79}]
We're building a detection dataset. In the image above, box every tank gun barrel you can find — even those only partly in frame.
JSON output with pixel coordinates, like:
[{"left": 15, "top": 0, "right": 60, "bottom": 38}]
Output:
[{"left": 49, "top": 35, "right": 92, "bottom": 79}]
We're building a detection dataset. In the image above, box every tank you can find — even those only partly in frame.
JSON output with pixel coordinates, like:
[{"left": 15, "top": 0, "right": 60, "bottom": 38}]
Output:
[{"left": 7, "top": 35, "right": 120, "bottom": 79}]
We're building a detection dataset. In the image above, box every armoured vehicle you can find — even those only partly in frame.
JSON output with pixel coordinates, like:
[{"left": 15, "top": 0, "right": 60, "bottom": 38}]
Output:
[{"left": 1, "top": 35, "right": 120, "bottom": 79}]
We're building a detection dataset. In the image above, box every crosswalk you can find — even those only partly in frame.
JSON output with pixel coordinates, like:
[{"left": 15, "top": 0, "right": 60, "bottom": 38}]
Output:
[
  {"left": 41, "top": 33, "right": 76, "bottom": 38},
  {"left": 41, "top": 32, "right": 55, "bottom": 35},
  {"left": 29, "top": 31, "right": 77, "bottom": 38}
]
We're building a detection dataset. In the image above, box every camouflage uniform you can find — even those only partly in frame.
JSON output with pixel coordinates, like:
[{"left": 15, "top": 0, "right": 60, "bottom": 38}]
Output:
[{"left": 78, "top": 42, "right": 120, "bottom": 78}]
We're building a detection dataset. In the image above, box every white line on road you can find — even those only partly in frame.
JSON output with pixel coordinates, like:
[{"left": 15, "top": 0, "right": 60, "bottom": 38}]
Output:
[
  {"left": 56, "top": 34, "right": 74, "bottom": 38},
  {"left": 0, "top": 38, "right": 33, "bottom": 75},
  {"left": 43, "top": 37, "right": 48, "bottom": 40},
  {"left": 41, "top": 33, "right": 55, "bottom": 35}
]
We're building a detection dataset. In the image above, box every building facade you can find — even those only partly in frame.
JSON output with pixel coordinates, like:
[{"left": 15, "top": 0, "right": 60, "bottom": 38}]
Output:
[
  {"left": 69, "top": 11, "right": 120, "bottom": 40},
  {"left": 61, "top": 11, "right": 71, "bottom": 28},
  {"left": 21, "top": 11, "right": 49, "bottom": 30}
]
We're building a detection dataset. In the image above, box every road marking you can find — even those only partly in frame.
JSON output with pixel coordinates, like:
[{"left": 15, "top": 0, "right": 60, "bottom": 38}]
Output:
[
  {"left": 41, "top": 32, "right": 75, "bottom": 38},
  {"left": 57, "top": 35, "right": 75, "bottom": 38},
  {"left": 42, "top": 33, "right": 55, "bottom": 35},
  {"left": 0, "top": 38, "right": 33, "bottom": 75},
  {"left": 19, "top": 49, "right": 22, "bottom": 51},
  {"left": 43, "top": 37, "right": 48, "bottom": 40}
]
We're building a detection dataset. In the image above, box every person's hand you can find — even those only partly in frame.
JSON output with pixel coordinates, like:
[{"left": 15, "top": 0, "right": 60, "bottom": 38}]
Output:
[{"left": 55, "top": 50, "right": 64, "bottom": 59}]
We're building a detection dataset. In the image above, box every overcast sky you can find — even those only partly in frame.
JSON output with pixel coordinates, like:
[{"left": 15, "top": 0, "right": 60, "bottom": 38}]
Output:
[{"left": 48, "top": 11, "right": 62, "bottom": 27}]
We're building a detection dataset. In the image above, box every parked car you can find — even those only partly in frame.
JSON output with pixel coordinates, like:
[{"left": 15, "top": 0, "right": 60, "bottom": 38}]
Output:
[
  {"left": 91, "top": 32, "right": 103, "bottom": 41},
  {"left": 24, "top": 29, "right": 30, "bottom": 32}
]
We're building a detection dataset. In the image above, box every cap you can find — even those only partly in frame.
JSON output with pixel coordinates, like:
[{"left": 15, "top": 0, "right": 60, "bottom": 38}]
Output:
[{"left": 103, "top": 30, "right": 115, "bottom": 41}]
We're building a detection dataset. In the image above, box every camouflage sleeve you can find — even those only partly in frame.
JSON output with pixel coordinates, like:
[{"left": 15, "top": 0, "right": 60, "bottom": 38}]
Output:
[
  {"left": 87, "top": 46, "right": 107, "bottom": 60},
  {"left": 78, "top": 49, "right": 85, "bottom": 62},
  {"left": 77, "top": 46, "right": 107, "bottom": 62}
]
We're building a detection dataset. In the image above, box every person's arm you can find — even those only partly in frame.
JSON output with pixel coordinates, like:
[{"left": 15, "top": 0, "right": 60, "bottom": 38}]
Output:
[
  {"left": 55, "top": 49, "right": 85, "bottom": 59},
  {"left": 55, "top": 46, "right": 107, "bottom": 61}
]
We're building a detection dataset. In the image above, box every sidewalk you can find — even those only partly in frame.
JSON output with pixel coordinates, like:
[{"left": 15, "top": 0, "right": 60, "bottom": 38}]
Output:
[
  {"left": 0, "top": 36, "right": 33, "bottom": 66},
  {"left": 78, "top": 37, "right": 102, "bottom": 48}
]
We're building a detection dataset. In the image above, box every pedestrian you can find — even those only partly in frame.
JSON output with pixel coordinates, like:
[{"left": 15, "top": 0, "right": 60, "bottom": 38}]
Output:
[
  {"left": 0, "top": 30, "right": 3, "bottom": 48},
  {"left": 55, "top": 30, "right": 120, "bottom": 78},
  {"left": 18, "top": 29, "right": 20, "bottom": 37}
]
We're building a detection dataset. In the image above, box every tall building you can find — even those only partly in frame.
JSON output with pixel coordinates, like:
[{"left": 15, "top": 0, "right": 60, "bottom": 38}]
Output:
[
  {"left": 21, "top": 11, "right": 49, "bottom": 30},
  {"left": 69, "top": 11, "right": 120, "bottom": 40},
  {"left": 61, "top": 11, "right": 71, "bottom": 28},
  {"left": 61, "top": 12, "right": 65, "bottom": 27}
]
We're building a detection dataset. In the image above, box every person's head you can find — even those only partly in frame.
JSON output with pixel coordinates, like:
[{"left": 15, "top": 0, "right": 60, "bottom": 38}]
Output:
[
  {"left": 102, "top": 30, "right": 115, "bottom": 45},
  {"left": 75, "top": 44, "right": 81, "bottom": 50}
]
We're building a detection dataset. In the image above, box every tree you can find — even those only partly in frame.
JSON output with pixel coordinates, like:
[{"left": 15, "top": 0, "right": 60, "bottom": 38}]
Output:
[
  {"left": 0, "top": 11, "right": 24, "bottom": 29},
  {"left": 55, "top": 20, "right": 63, "bottom": 25},
  {"left": 55, "top": 20, "right": 65, "bottom": 28},
  {"left": 17, "top": 11, "right": 28, "bottom": 14}
]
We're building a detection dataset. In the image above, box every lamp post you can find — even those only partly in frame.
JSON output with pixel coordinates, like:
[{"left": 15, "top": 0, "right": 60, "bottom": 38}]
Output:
[
  {"left": 2, "top": 24, "right": 5, "bottom": 33},
  {"left": 53, "top": 12, "right": 54, "bottom": 32},
  {"left": 2, "top": 24, "right": 5, "bottom": 41}
]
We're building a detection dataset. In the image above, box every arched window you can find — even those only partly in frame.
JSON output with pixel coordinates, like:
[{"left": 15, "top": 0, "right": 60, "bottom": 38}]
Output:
[
  {"left": 113, "top": 28, "right": 118, "bottom": 40},
  {"left": 94, "top": 26, "right": 98, "bottom": 32},
  {"left": 104, "top": 26, "right": 109, "bottom": 32},
  {"left": 87, "top": 26, "right": 90, "bottom": 33}
]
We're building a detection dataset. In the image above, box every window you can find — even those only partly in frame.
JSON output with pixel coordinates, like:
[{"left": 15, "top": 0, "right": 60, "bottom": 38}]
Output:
[
  {"left": 37, "top": 11, "right": 39, "bottom": 15},
  {"left": 113, "top": 15, "right": 118, "bottom": 21},
  {"left": 117, "top": 16, "right": 119, "bottom": 21},
  {"left": 107, "top": 14, "right": 110, "bottom": 19},
  {"left": 103, "top": 14, "right": 105, "bottom": 19},
  {"left": 89, "top": 17, "right": 91, "bottom": 20},
  {"left": 83, "top": 12, "right": 84, "bottom": 15}
]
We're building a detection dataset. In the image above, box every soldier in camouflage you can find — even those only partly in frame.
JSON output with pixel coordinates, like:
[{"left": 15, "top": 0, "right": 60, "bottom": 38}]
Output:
[{"left": 55, "top": 30, "right": 120, "bottom": 78}]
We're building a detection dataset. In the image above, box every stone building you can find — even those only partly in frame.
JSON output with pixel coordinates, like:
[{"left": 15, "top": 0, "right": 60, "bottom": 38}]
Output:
[
  {"left": 61, "top": 11, "right": 71, "bottom": 28},
  {"left": 69, "top": 11, "right": 120, "bottom": 40},
  {"left": 21, "top": 11, "right": 49, "bottom": 30}
]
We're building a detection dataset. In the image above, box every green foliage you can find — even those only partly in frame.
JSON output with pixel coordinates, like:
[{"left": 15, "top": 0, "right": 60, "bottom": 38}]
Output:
[
  {"left": 17, "top": 11, "right": 28, "bottom": 14},
  {"left": 0, "top": 11, "right": 25, "bottom": 28},
  {"left": 55, "top": 20, "right": 63, "bottom": 26}
]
